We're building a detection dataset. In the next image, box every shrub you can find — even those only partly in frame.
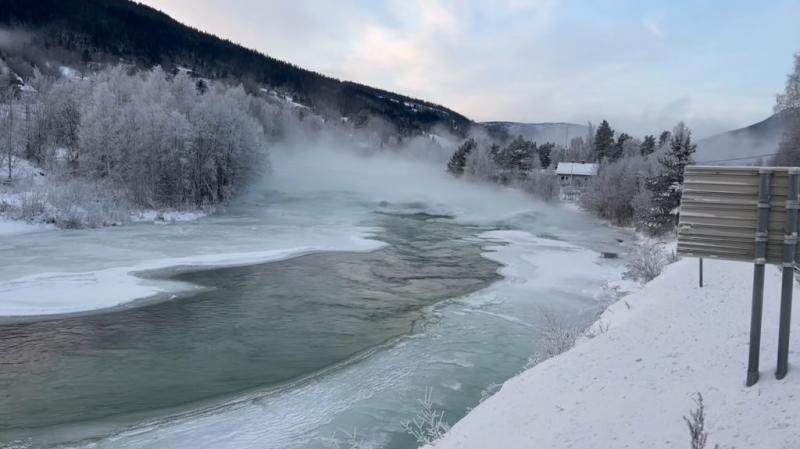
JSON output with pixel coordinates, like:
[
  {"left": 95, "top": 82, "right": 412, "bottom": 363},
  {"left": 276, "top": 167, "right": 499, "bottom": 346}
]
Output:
[
  {"left": 625, "top": 242, "right": 668, "bottom": 282},
  {"left": 527, "top": 310, "right": 581, "bottom": 368},
  {"left": 522, "top": 169, "right": 560, "bottom": 202},
  {"left": 402, "top": 387, "right": 450, "bottom": 446},
  {"left": 19, "top": 191, "right": 47, "bottom": 222}
]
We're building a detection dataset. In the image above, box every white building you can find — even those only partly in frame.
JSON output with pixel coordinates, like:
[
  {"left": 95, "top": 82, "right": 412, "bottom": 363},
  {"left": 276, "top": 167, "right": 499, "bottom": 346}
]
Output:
[{"left": 555, "top": 162, "right": 598, "bottom": 199}]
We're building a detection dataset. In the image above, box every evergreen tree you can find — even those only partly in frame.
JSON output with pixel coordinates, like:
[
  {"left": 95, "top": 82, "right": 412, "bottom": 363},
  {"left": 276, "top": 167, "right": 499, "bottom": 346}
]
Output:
[
  {"left": 447, "top": 138, "right": 477, "bottom": 176},
  {"left": 609, "top": 132, "right": 630, "bottom": 161},
  {"left": 594, "top": 120, "right": 615, "bottom": 161},
  {"left": 640, "top": 135, "right": 656, "bottom": 156},
  {"left": 658, "top": 130, "right": 672, "bottom": 148},
  {"left": 538, "top": 142, "right": 554, "bottom": 169},
  {"left": 493, "top": 135, "right": 536, "bottom": 171},
  {"left": 644, "top": 122, "right": 697, "bottom": 234}
]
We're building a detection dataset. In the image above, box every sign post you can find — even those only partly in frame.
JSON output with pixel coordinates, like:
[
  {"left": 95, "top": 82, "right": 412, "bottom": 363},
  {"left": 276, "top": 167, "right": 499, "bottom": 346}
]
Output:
[
  {"left": 678, "top": 166, "right": 798, "bottom": 386},
  {"left": 777, "top": 169, "right": 799, "bottom": 379},
  {"left": 747, "top": 169, "right": 772, "bottom": 386}
]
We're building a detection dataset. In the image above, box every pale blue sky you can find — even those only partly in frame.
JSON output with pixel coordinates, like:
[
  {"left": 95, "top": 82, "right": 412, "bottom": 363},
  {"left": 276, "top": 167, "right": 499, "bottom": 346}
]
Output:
[{"left": 139, "top": 0, "right": 800, "bottom": 138}]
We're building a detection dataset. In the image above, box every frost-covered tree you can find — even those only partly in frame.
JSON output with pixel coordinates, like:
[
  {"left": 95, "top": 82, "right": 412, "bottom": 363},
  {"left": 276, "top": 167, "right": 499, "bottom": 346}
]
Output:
[
  {"left": 2, "top": 82, "right": 21, "bottom": 180},
  {"left": 776, "top": 52, "right": 800, "bottom": 113},
  {"left": 773, "top": 51, "right": 800, "bottom": 166},
  {"left": 463, "top": 141, "right": 498, "bottom": 180},
  {"left": 643, "top": 122, "right": 696, "bottom": 234},
  {"left": 565, "top": 135, "right": 593, "bottom": 162},
  {"left": 594, "top": 120, "right": 615, "bottom": 161},
  {"left": 446, "top": 137, "right": 476, "bottom": 176},
  {"left": 581, "top": 155, "right": 654, "bottom": 226},
  {"left": 522, "top": 168, "right": 559, "bottom": 201}
]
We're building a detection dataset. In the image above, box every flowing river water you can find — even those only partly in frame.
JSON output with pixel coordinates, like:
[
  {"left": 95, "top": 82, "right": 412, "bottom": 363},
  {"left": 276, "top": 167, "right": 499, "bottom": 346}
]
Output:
[{"left": 0, "top": 151, "right": 633, "bottom": 449}]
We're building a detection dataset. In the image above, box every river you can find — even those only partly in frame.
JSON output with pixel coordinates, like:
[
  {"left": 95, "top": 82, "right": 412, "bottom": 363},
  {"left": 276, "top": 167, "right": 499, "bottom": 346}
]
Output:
[{"left": 0, "top": 148, "right": 632, "bottom": 449}]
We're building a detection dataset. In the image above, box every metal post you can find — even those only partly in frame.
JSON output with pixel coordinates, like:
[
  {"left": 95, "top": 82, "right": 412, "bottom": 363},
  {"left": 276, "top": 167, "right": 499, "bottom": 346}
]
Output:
[
  {"left": 699, "top": 258, "right": 704, "bottom": 288},
  {"left": 777, "top": 169, "right": 799, "bottom": 379},
  {"left": 747, "top": 169, "right": 773, "bottom": 386}
]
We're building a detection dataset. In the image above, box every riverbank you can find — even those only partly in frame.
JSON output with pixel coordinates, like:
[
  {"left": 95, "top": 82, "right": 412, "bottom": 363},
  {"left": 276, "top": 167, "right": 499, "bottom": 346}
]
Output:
[{"left": 429, "top": 258, "right": 800, "bottom": 449}]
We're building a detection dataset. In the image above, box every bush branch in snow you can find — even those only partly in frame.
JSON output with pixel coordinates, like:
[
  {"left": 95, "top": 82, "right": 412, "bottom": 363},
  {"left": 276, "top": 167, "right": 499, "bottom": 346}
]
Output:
[
  {"left": 401, "top": 387, "right": 450, "bottom": 446},
  {"left": 527, "top": 309, "right": 581, "bottom": 368},
  {"left": 625, "top": 242, "right": 669, "bottom": 283},
  {"left": 684, "top": 393, "right": 724, "bottom": 449}
]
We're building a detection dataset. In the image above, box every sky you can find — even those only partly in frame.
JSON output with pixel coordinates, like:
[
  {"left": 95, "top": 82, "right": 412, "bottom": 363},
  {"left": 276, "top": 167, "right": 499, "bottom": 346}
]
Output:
[{"left": 137, "top": 0, "right": 800, "bottom": 138}]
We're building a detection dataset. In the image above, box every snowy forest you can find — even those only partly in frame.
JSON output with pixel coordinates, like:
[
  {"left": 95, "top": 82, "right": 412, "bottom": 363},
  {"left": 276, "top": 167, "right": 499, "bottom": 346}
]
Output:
[
  {"left": 445, "top": 118, "right": 697, "bottom": 236},
  {"left": 0, "top": 66, "right": 285, "bottom": 227}
]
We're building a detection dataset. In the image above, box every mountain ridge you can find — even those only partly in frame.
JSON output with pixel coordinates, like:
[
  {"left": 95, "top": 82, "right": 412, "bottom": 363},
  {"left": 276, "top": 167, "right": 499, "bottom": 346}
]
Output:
[
  {"left": 0, "top": 0, "right": 472, "bottom": 137},
  {"left": 695, "top": 110, "right": 794, "bottom": 164}
]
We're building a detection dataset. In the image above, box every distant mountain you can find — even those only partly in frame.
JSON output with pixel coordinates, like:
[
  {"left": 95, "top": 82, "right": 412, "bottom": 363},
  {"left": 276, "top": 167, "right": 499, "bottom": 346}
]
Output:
[
  {"left": 481, "top": 122, "right": 588, "bottom": 146},
  {"left": 694, "top": 110, "right": 794, "bottom": 164},
  {"left": 0, "top": 0, "right": 471, "bottom": 137}
]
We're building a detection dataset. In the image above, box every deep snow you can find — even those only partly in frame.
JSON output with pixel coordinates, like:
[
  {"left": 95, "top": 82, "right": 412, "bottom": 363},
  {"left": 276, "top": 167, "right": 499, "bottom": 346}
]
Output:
[{"left": 430, "top": 258, "right": 800, "bottom": 449}]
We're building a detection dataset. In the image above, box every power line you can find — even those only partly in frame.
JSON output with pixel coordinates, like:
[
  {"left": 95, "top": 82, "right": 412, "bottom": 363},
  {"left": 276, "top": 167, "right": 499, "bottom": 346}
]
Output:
[{"left": 696, "top": 152, "right": 779, "bottom": 164}]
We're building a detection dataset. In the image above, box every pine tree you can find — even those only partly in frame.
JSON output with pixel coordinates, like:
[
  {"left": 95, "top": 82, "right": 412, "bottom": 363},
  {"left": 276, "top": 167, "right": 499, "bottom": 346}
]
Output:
[
  {"left": 493, "top": 136, "right": 535, "bottom": 171},
  {"left": 644, "top": 122, "right": 696, "bottom": 234},
  {"left": 640, "top": 135, "right": 656, "bottom": 156},
  {"left": 609, "top": 132, "right": 630, "bottom": 162},
  {"left": 538, "top": 142, "right": 554, "bottom": 168},
  {"left": 447, "top": 137, "right": 477, "bottom": 176},
  {"left": 594, "top": 120, "right": 615, "bottom": 161}
]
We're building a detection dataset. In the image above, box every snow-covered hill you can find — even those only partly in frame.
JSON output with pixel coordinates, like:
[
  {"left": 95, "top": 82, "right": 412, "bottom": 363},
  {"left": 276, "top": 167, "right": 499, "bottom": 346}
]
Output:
[
  {"left": 431, "top": 258, "right": 800, "bottom": 449},
  {"left": 694, "top": 111, "right": 794, "bottom": 164},
  {"left": 481, "top": 122, "right": 588, "bottom": 146}
]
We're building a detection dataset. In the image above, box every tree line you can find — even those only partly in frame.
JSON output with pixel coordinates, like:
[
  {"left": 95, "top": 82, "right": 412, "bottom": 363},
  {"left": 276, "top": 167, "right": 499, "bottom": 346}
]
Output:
[
  {"left": 445, "top": 118, "right": 697, "bottom": 235},
  {"left": 446, "top": 134, "right": 563, "bottom": 201}
]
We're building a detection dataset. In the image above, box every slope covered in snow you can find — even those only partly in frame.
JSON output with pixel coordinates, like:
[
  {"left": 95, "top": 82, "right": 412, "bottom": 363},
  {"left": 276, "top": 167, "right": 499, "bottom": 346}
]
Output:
[{"left": 431, "top": 258, "right": 800, "bottom": 449}]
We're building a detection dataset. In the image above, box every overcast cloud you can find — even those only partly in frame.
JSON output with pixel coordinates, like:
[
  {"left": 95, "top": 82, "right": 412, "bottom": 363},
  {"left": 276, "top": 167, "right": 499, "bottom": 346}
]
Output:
[{"left": 138, "top": 0, "right": 800, "bottom": 138}]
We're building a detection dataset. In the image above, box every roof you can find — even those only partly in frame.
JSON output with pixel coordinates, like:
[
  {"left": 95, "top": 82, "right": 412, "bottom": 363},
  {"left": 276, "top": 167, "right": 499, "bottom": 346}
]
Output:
[{"left": 555, "top": 162, "right": 598, "bottom": 176}]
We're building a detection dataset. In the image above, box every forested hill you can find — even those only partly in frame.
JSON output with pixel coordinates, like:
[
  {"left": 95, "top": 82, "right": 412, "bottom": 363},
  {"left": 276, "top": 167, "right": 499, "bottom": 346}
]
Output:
[{"left": 0, "top": 0, "right": 472, "bottom": 136}]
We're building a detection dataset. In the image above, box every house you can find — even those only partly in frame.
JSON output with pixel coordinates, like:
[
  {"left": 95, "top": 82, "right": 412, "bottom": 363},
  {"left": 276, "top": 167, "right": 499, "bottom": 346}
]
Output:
[{"left": 555, "top": 162, "right": 598, "bottom": 199}]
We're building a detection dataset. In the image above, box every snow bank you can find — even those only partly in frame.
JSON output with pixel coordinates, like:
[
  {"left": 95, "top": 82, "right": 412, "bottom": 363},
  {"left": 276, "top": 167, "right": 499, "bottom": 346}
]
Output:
[
  {"left": 130, "top": 209, "right": 208, "bottom": 224},
  {"left": 431, "top": 258, "right": 800, "bottom": 449},
  {"left": 0, "top": 237, "right": 383, "bottom": 317},
  {"left": 0, "top": 217, "right": 55, "bottom": 236}
]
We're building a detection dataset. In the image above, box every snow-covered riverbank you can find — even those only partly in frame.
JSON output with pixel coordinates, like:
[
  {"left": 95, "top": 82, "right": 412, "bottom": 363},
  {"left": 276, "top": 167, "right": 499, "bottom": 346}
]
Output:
[{"left": 430, "top": 258, "right": 800, "bottom": 449}]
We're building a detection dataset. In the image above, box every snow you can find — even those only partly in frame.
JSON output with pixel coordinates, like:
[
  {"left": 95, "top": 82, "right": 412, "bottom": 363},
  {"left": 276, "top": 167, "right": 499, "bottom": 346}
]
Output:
[
  {"left": 0, "top": 217, "right": 55, "bottom": 236},
  {"left": 129, "top": 209, "right": 208, "bottom": 224},
  {"left": 59, "top": 65, "right": 81, "bottom": 79},
  {"left": 430, "top": 258, "right": 800, "bottom": 449},
  {"left": 555, "top": 162, "right": 598, "bottom": 177}
]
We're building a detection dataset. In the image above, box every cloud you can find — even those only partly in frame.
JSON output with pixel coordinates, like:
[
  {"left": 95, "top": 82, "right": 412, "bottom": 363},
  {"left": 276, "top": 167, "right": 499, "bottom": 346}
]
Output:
[{"left": 136, "top": 0, "right": 797, "bottom": 138}]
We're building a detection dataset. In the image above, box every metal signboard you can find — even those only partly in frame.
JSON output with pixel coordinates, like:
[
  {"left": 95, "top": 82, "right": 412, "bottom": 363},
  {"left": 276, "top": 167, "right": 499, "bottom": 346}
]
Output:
[
  {"left": 678, "top": 167, "right": 794, "bottom": 264},
  {"left": 677, "top": 166, "right": 799, "bottom": 386}
]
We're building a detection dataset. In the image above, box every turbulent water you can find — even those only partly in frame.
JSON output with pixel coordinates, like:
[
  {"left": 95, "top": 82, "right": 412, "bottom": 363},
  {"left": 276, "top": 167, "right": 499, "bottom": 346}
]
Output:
[{"left": 0, "top": 148, "right": 632, "bottom": 449}]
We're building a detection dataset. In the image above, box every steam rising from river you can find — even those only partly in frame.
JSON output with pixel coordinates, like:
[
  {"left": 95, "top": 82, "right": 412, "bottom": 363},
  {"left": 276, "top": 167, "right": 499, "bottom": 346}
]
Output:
[{"left": 259, "top": 139, "right": 551, "bottom": 225}]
